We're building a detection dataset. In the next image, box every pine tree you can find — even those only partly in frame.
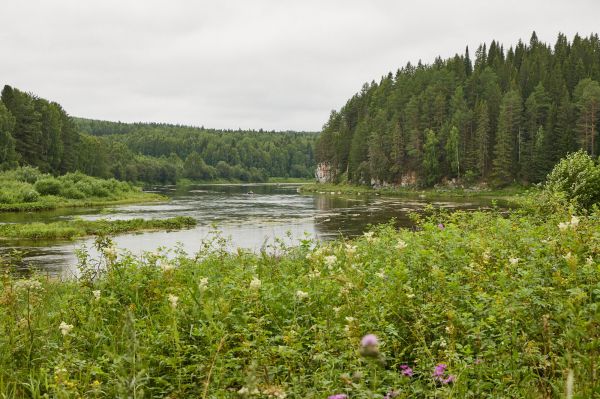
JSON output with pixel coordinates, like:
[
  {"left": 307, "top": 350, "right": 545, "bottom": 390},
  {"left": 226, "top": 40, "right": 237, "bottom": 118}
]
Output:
[
  {"left": 0, "top": 102, "right": 18, "bottom": 169},
  {"left": 492, "top": 90, "right": 522, "bottom": 185},
  {"left": 574, "top": 78, "right": 600, "bottom": 156},
  {"left": 474, "top": 100, "right": 490, "bottom": 177},
  {"left": 422, "top": 129, "right": 440, "bottom": 186}
]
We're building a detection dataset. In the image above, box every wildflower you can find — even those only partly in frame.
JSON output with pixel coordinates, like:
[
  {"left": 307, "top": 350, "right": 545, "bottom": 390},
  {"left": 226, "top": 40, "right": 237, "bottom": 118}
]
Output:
[
  {"left": 437, "top": 223, "right": 445, "bottom": 229},
  {"left": 198, "top": 277, "right": 209, "bottom": 291},
  {"left": 558, "top": 222, "right": 569, "bottom": 231},
  {"left": 482, "top": 249, "right": 491, "bottom": 262},
  {"left": 161, "top": 261, "right": 175, "bottom": 272},
  {"left": 570, "top": 215, "right": 580, "bottom": 227},
  {"left": 324, "top": 255, "right": 337, "bottom": 268},
  {"left": 102, "top": 245, "right": 117, "bottom": 260},
  {"left": 406, "top": 293, "right": 415, "bottom": 299},
  {"left": 442, "top": 375, "right": 456, "bottom": 384},
  {"left": 364, "top": 231, "right": 375, "bottom": 242},
  {"left": 433, "top": 363, "right": 447, "bottom": 378},
  {"left": 384, "top": 390, "right": 399, "bottom": 399},
  {"left": 328, "top": 394, "right": 348, "bottom": 399},
  {"left": 167, "top": 294, "right": 178, "bottom": 309},
  {"left": 395, "top": 239, "right": 407, "bottom": 250},
  {"left": 92, "top": 380, "right": 101, "bottom": 388},
  {"left": 586, "top": 256, "right": 594, "bottom": 266},
  {"left": 375, "top": 269, "right": 386, "bottom": 278},
  {"left": 250, "top": 277, "right": 261, "bottom": 290},
  {"left": 400, "top": 364, "right": 414, "bottom": 377},
  {"left": 14, "top": 279, "right": 44, "bottom": 294},
  {"left": 59, "top": 321, "right": 74, "bottom": 336},
  {"left": 509, "top": 257, "right": 519, "bottom": 265},
  {"left": 345, "top": 244, "right": 357, "bottom": 255},
  {"left": 474, "top": 358, "right": 483, "bottom": 365},
  {"left": 333, "top": 306, "right": 341, "bottom": 314},
  {"left": 308, "top": 269, "right": 321, "bottom": 278},
  {"left": 92, "top": 290, "right": 101, "bottom": 300},
  {"left": 361, "top": 334, "right": 379, "bottom": 347},
  {"left": 295, "top": 290, "right": 309, "bottom": 300},
  {"left": 360, "top": 334, "right": 380, "bottom": 357}
]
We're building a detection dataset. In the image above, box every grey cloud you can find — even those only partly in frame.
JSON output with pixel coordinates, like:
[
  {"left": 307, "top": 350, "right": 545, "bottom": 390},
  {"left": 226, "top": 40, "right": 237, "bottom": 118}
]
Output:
[{"left": 1, "top": 0, "right": 599, "bottom": 131}]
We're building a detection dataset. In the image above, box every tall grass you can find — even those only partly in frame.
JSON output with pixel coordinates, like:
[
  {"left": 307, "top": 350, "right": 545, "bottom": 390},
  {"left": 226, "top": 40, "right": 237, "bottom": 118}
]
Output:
[{"left": 0, "top": 206, "right": 598, "bottom": 397}]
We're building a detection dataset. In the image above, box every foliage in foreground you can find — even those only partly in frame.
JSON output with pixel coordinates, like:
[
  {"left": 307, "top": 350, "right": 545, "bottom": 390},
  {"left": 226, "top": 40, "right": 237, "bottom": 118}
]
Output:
[
  {"left": 0, "top": 207, "right": 599, "bottom": 398},
  {"left": 0, "top": 216, "right": 196, "bottom": 240},
  {"left": 0, "top": 167, "right": 161, "bottom": 212},
  {"left": 545, "top": 150, "right": 600, "bottom": 210}
]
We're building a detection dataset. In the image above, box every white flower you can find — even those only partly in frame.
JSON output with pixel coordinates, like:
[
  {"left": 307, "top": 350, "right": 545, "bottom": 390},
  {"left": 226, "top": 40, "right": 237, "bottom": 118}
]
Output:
[
  {"left": 250, "top": 277, "right": 261, "bottom": 290},
  {"left": 296, "top": 290, "right": 309, "bottom": 300},
  {"left": 345, "top": 244, "right": 357, "bottom": 255},
  {"left": 14, "top": 279, "right": 43, "bottom": 293},
  {"left": 586, "top": 256, "right": 594, "bottom": 266},
  {"left": 363, "top": 231, "right": 376, "bottom": 242},
  {"left": 324, "top": 255, "right": 337, "bottom": 268},
  {"left": 161, "top": 261, "right": 175, "bottom": 272},
  {"left": 333, "top": 306, "right": 341, "bottom": 314},
  {"left": 375, "top": 269, "right": 386, "bottom": 278},
  {"left": 482, "top": 249, "right": 491, "bottom": 262},
  {"left": 102, "top": 246, "right": 117, "bottom": 259},
  {"left": 59, "top": 321, "right": 74, "bottom": 336},
  {"left": 395, "top": 239, "right": 407, "bottom": 250},
  {"left": 406, "top": 293, "right": 415, "bottom": 299},
  {"left": 509, "top": 257, "right": 519, "bottom": 265},
  {"left": 167, "top": 294, "right": 179, "bottom": 309},
  {"left": 198, "top": 277, "right": 209, "bottom": 291},
  {"left": 563, "top": 252, "right": 575, "bottom": 262},
  {"left": 570, "top": 215, "right": 580, "bottom": 227},
  {"left": 345, "top": 316, "right": 356, "bottom": 323},
  {"left": 92, "top": 290, "right": 101, "bottom": 300},
  {"left": 308, "top": 269, "right": 321, "bottom": 278},
  {"left": 558, "top": 222, "right": 569, "bottom": 231}
]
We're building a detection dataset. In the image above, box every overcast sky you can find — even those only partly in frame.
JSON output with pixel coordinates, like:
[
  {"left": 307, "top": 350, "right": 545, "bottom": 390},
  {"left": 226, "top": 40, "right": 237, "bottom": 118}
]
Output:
[{"left": 1, "top": 1, "right": 599, "bottom": 131}]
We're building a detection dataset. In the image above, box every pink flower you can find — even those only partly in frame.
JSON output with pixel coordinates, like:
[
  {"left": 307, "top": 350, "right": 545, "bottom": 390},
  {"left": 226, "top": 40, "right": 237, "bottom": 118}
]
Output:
[
  {"left": 328, "top": 395, "right": 348, "bottom": 399},
  {"left": 400, "top": 364, "right": 413, "bottom": 377},
  {"left": 361, "top": 334, "right": 379, "bottom": 347},
  {"left": 433, "top": 363, "right": 447, "bottom": 377}
]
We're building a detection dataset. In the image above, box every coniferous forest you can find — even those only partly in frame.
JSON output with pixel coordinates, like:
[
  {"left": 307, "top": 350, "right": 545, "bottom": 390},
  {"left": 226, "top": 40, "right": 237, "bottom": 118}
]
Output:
[
  {"left": 0, "top": 86, "right": 317, "bottom": 184},
  {"left": 315, "top": 32, "right": 600, "bottom": 187}
]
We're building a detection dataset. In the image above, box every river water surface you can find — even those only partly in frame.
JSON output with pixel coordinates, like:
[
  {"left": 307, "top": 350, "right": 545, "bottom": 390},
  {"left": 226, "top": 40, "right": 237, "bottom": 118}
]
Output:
[{"left": 0, "top": 184, "right": 497, "bottom": 276}]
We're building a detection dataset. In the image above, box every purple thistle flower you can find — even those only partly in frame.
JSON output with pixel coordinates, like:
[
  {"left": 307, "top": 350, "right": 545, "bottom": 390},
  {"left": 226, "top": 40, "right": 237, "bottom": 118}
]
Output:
[
  {"left": 442, "top": 375, "right": 456, "bottom": 384},
  {"left": 360, "top": 334, "right": 379, "bottom": 347},
  {"left": 437, "top": 223, "right": 445, "bottom": 230},
  {"left": 433, "top": 363, "right": 447, "bottom": 377},
  {"left": 328, "top": 395, "right": 348, "bottom": 399},
  {"left": 400, "top": 364, "right": 414, "bottom": 377}
]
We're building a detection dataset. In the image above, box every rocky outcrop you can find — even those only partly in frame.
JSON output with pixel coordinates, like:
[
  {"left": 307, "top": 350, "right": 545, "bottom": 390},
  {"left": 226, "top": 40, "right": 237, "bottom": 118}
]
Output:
[{"left": 315, "top": 162, "right": 335, "bottom": 183}]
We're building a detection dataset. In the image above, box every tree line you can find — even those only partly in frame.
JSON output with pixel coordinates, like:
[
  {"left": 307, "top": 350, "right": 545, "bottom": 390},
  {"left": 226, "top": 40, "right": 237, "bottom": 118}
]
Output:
[
  {"left": 315, "top": 32, "right": 600, "bottom": 186},
  {"left": 0, "top": 86, "right": 318, "bottom": 183}
]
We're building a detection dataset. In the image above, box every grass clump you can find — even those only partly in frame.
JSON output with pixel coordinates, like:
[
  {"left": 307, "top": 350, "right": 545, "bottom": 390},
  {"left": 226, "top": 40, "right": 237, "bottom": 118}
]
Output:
[
  {"left": 1, "top": 204, "right": 598, "bottom": 397},
  {"left": 0, "top": 216, "right": 196, "bottom": 240},
  {"left": 0, "top": 167, "right": 164, "bottom": 212}
]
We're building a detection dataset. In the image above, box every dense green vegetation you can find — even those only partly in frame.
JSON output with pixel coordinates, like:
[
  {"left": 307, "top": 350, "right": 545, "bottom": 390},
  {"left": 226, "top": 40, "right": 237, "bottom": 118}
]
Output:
[
  {"left": 1, "top": 194, "right": 598, "bottom": 397},
  {"left": 0, "top": 86, "right": 317, "bottom": 184},
  {"left": 0, "top": 167, "right": 162, "bottom": 213},
  {"left": 74, "top": 118, "right": 318, "bottom": 182},
  {"left": 0, "top": 216, "right": 196, "bottom": 240},
  {"left": 316, "top": 32, "right": 600, "bottom": 187}
]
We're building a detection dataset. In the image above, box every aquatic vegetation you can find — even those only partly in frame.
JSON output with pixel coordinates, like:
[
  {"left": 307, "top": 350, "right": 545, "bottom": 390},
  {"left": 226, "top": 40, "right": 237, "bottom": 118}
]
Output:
[
  {"left": 0, "top": 216, "right": 197, "bottom": 240},
  {"left": 0, "top": 205, "right": 599, "bottom": 397}
]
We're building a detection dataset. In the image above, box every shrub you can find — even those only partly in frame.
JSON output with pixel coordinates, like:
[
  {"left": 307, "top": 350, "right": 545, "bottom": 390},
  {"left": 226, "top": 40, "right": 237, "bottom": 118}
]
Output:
[
  {"left": 545, "top": 150, "right": 600, "bottom": 210},
  {"left": 34, "top": 177, "right": 62, "bottom": 196}
]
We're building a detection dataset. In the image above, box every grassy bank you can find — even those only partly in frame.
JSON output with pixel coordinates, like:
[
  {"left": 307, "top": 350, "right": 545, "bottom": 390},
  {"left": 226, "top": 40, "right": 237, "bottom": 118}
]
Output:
[
  {"left": 300, "top": 182, "right": 529, "bottom": 200},
  {"left": 175, "top": 177, "right": 314, "bottom": 187},
  {"left": 0, "top": 216, "right": 196, "bottom": 240},
  {"left": 1, "top": 203, "right": 598, "bottom": 397},
  {"left": 0, "top": 167, "right": 165, "bottom": 213}
]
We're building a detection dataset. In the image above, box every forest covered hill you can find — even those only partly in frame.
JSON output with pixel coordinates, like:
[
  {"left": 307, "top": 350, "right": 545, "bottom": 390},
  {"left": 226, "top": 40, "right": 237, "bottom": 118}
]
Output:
[
  {"left": 315, "top": 32, "right": 600, "bottom": 187},
  {"left": 0, "top": 86, "right": 317, "bottom": 184}
]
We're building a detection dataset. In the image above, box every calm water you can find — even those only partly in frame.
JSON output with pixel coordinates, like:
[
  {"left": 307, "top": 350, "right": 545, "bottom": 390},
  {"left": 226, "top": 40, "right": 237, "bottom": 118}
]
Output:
[{"left": 0, "top": 184, "right": 497, "bottom": 276}]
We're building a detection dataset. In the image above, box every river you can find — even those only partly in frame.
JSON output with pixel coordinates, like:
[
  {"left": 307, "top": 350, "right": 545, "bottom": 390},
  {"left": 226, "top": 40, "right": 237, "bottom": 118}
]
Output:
[{"left": 0, "top": 183, "right": 497, "bottom": 276}]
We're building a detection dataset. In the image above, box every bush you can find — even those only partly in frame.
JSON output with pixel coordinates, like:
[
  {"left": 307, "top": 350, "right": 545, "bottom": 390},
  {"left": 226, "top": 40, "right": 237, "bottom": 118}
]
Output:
[
  {"left": 34, "top": 178, "right": 62, "bottom": 196},
  {"left": 0, "top": 181, "right": 39, "bottom": 203},
  {"left": 545, "top": 150, "right": 600, "bottom": 210}
]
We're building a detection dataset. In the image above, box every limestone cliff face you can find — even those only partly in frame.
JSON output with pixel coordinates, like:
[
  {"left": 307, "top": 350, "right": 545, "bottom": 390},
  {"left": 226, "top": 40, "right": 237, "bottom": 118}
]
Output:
[{"left": 315, "top": 162, "right": 335, "bottom": 183}]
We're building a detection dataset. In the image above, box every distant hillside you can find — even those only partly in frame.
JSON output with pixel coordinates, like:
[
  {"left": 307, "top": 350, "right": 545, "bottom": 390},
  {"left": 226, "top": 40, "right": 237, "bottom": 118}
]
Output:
[
  {"left": 73, "top": 117, "right": 318, "bottom": 181},
  {"left": 315, "top": 32, "right": 600, "bottom": 187},
  {"left": 0, "top": 86, "right": 318, "bottom": 183}
]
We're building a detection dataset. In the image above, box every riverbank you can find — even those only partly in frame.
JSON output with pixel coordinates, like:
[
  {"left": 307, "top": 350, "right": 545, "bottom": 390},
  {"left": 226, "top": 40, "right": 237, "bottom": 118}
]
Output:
[
  {"left": 1, "top": 203, "right": 597, "bottom": 397},
  {"left": 174, "top": 177, "right": 314, "bottom": 187},
  {"left": 0, "top": 216, "right": 196, "bottom": 240},
  {"left": 0, "top": 168, "right": 166, "bottom": 213},
  {"left": 300, "top": 182, "right": 530, "bottom": 201}
]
